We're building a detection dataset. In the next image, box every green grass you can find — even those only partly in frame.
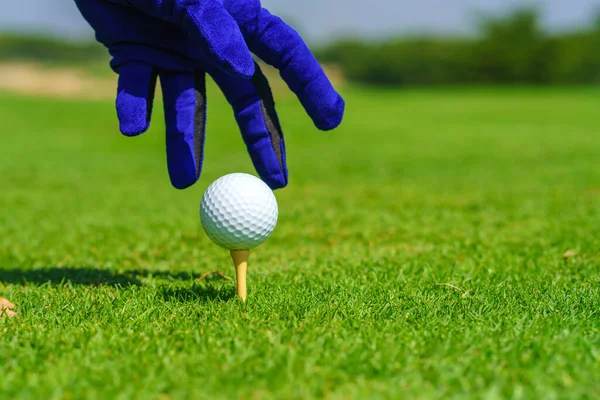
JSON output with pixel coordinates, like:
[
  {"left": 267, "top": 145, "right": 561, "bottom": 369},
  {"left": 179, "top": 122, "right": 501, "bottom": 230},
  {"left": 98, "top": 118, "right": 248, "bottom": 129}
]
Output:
[{"left": 1, "top": 83, "right": 599, "bottom": 399}]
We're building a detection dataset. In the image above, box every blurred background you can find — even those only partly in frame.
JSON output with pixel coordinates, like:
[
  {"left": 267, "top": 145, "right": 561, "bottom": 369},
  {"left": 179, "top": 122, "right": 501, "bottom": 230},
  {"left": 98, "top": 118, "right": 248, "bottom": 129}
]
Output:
[{"left": 1, "top": 0, "right": 600, "bottom": 90}]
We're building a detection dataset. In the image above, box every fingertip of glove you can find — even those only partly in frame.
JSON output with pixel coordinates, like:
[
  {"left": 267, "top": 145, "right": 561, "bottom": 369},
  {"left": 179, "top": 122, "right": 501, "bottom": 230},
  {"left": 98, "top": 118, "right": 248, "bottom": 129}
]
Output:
[
  {"left": 262, "top": 173, "right": 288, "bottom": 191},
  {"left": 168, "top": 165, "right": 201, "bottom": 190},
  {"left": 119, "top": 122, "right": 149, "bottom": 137},
  {"left": 116, "top": 92, "right": 150, "bottom": 136},
  {"left": 314, "top": 94, "right": 346, "bottom": 131},
  {"left": 170, "top": 176, "right": 198, "bottom": 190},
  {"left": 267, "top": 179, "right": 288, "bottom": 191}
]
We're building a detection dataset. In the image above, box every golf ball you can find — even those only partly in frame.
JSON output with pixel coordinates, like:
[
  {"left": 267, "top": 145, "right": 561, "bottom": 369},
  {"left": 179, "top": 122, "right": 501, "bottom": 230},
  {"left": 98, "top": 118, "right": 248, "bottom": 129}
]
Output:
[{"left": 200, "top": 173, "right": 278, "bottom": 250}]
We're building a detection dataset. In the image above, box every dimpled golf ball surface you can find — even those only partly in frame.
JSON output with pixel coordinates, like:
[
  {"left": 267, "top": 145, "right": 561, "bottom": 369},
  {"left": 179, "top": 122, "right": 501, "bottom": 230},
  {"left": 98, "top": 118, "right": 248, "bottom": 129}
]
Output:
[{"left": 200, "top": 173, "right": 278, "bottom": 250}]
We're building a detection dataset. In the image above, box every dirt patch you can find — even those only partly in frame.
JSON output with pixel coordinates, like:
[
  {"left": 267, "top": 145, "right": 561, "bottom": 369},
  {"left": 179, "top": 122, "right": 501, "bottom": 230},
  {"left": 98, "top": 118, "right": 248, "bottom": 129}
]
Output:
[
  {"left": 0, "top": 298, "right": 17, "bottom": 318},
  {"left": 0, "top": 62, "right": 117, "bottom": 100}
]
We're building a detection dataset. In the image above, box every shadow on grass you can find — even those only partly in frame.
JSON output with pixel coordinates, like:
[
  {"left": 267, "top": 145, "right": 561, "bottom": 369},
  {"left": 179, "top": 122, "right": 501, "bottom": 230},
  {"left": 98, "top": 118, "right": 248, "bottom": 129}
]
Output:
[
  {"left": 0, "top": 267, "right": 142, "bottom": 287},
  {"left": 0, "top": 266, "right": 233, "bottom": 288},
  {"left": 159, "top": 282, "right": 236, "bottom": 303}
]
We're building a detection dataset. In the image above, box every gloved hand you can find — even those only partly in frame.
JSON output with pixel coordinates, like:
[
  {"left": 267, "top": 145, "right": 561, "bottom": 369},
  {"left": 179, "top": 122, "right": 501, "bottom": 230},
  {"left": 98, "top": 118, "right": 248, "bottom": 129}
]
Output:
[{"left": 74, "top": 0, "right": 345, "bottom": 190}]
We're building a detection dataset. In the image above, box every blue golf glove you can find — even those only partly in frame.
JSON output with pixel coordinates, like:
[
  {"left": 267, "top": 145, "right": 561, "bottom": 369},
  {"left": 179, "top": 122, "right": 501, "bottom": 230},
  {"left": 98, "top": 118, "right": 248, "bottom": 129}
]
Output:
[{"left": 74, "top": 0, "right": 345, "bottom": 190}]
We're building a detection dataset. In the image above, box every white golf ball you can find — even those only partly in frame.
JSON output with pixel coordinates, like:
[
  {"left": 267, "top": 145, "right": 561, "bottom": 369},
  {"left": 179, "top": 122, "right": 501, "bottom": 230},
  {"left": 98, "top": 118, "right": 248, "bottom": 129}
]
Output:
[{"left": 200, "top": 173, "right": 278, "bottom": 250}]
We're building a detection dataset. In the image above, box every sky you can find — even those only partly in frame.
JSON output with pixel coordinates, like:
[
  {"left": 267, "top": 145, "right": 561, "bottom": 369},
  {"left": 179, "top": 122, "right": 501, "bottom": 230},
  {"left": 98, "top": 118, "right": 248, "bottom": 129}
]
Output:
[{"left": 0, "top": 0, "right": 598, "bottom": 43}]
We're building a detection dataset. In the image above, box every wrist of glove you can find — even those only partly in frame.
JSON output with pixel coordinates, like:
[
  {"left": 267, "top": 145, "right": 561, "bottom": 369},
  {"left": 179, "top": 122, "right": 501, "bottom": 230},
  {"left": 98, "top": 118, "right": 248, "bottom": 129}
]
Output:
[{"left": 74, "top": 0, "right": 345, "bottom": 190}]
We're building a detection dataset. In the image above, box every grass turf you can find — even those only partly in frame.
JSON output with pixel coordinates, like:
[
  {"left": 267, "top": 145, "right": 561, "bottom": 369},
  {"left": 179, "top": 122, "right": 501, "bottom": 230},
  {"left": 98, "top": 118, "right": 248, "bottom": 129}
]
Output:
[{"left": 0, "top": 84, "right": 599, "bottom": 399}]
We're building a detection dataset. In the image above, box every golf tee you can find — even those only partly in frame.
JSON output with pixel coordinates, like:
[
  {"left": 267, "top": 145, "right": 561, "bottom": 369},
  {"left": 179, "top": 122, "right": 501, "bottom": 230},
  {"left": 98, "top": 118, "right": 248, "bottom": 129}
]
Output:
[{"left": 230, "top": 249, "right": 250, "bottom": 301}]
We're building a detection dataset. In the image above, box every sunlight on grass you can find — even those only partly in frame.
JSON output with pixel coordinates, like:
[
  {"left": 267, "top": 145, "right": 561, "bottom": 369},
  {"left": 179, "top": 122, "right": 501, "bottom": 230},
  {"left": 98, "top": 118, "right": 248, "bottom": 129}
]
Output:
[{"left": 1, "top": 87, "right": 599, "bottom": 399}]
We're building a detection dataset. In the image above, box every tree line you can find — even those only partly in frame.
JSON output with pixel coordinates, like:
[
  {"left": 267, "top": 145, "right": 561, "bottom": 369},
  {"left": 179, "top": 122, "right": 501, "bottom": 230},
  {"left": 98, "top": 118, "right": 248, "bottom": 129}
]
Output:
[
  {"left": 314, "top": 8, "right": 600, "bottom": 86},
  {"left": 0, "top": 34, "right": 107, "bottom": 65},
  {"left": 1, "top": 8, "right": 599, "bottom": 86}
]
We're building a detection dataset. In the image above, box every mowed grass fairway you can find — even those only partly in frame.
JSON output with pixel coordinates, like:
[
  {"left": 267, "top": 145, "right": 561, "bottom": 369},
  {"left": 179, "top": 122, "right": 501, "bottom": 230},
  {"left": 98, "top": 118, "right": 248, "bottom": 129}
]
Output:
[{"left": 1, "top": 83, "right": 599, "bottom": 399}]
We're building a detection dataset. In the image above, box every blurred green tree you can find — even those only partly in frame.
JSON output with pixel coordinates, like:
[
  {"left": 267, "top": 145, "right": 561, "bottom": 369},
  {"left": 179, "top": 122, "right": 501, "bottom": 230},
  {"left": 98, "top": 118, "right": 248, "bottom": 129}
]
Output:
[
  {"left": 3, "top": 6, "right": 600, "bottom": 86},
  {"left": 472, "top": 7, "right": 552, "bottom": 84}
]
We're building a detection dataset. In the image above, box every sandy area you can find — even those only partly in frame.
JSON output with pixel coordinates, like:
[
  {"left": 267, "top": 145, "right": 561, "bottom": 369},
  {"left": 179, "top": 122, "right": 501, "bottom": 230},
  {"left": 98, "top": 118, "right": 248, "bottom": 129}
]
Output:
[
  {"left": 0, "top": 298, "right": 17, "bottom": 318},
  {"left": 0, "top": 62, "right": 343, "bottom": 101},
  {"left": 0, "top": 62, "right": 117, "bottom": 100}
]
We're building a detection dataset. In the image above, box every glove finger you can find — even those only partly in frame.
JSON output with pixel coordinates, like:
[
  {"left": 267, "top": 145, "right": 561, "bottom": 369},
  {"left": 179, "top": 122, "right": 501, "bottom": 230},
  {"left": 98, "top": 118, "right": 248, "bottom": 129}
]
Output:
[
  {"left": 126, "top": 0, "right": 255, "bottom": 78},
  {"left": 116, "top": 62, "right": 158, "bottom": 136},
  {"left": 159, "top": 70, "right": 207, "bottom": 190},
  {"left": 209, "top": 62, "right": 288, "bottom": 190},
  {"left": 238, "top": 7, "right": 345, "bottom": 131}
]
